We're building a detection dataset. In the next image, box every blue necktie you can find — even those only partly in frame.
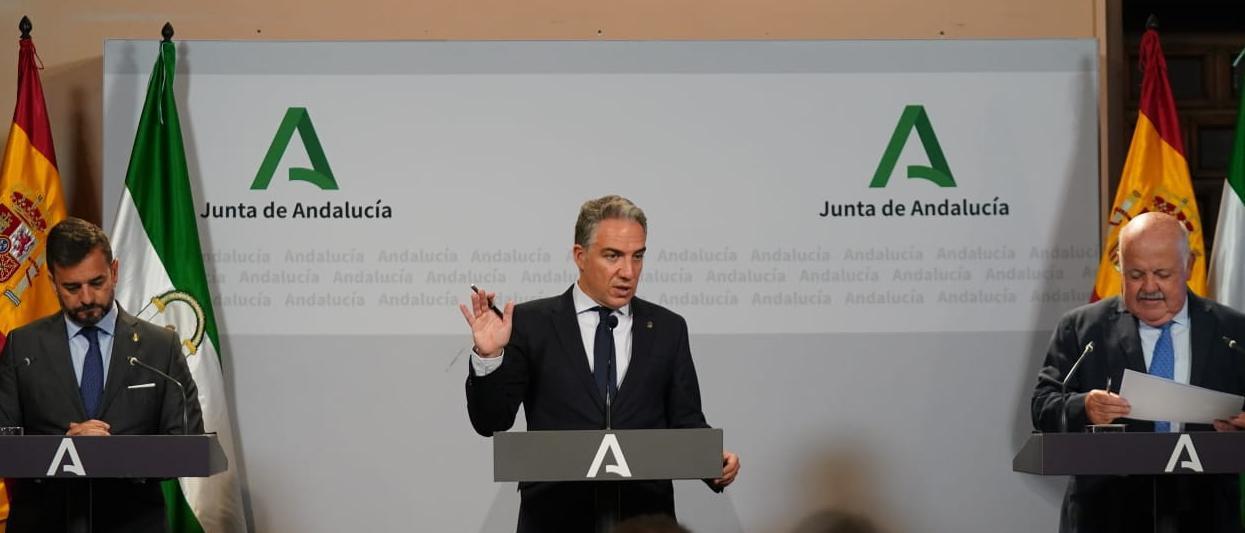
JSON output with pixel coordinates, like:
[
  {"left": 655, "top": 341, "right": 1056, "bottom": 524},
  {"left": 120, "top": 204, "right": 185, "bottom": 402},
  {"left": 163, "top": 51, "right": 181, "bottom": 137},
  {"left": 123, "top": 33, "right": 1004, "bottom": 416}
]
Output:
[
  {"left": 592, "top": 306, "right": 617, "bottom": 401},
  {"left": 80, "top": 326, "right": 104, "bottom": 419},
  {"left": 1150, "top": 322, "right": 1174, "bottom": 432}
]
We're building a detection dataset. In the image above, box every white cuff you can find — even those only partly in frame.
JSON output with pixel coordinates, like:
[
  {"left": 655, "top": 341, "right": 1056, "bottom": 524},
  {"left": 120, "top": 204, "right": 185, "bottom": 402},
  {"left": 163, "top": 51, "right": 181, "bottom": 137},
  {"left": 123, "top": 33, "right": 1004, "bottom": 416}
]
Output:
[{"left": 470, "top": 348, "right": 504, "bottom": 376}]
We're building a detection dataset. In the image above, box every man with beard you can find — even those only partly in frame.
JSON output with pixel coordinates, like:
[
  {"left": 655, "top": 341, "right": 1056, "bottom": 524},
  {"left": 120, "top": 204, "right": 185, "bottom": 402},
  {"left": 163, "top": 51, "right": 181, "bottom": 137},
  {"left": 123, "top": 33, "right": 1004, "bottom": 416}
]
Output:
[
  {"left": 1031, "top": 212, "right": 1245, "bottom": 532},
  {"left": 0, "top": 217, "right": 203, "bottom": 533},
  {"left": 461, "top": 195, "right": 739, "bottom": 532}
]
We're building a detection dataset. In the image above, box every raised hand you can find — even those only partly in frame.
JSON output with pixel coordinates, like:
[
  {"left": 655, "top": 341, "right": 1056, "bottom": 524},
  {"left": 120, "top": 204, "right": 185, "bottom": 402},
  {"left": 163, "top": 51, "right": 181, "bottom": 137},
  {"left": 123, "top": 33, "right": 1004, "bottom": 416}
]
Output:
[{"left": 458, "top": 288, "right": 514, "bottom": 357}]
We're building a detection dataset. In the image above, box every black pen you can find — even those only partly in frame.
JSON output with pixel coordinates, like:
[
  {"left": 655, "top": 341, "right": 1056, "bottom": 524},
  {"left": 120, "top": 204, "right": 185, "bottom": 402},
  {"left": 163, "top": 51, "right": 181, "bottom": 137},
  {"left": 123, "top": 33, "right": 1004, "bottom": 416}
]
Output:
[{"left": 470, "top": 284, "right": 504, "bottom": 318}]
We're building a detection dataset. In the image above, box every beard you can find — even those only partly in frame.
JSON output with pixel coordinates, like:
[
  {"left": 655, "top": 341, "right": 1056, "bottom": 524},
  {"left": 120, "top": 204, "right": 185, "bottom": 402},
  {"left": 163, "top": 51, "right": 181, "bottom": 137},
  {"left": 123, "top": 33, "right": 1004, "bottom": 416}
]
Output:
[{"left": 66, "top": 302, "right": 111, "bottom": 326}]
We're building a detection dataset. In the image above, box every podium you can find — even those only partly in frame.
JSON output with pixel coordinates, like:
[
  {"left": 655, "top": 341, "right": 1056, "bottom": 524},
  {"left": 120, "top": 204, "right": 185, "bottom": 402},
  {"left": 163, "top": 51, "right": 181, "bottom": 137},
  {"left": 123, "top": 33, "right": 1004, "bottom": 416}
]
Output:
[
  {"left": 494, "top": 428, "right": 722, "bottom": 481},
  {"left": 493, "top": 428, "right": 722, "bottom": 532},
  {"left": 1012, "top": 432, "right": 1245, "bottom": 476},
  {"left": 0, "top": 434, "right": 227, "bottom": 478},
  {"left": 0, "top": 435, "right": 228, "bottom": 532},
  {"left": 1014, "top": 432, "right": 1245, "bottom": 532}
]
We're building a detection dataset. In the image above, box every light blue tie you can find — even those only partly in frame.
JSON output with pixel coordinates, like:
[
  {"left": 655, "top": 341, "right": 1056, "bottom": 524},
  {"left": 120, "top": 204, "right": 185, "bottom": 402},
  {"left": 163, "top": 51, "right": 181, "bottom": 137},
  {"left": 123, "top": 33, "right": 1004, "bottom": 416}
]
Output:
[{"left": 1150, "top": 322, "right": 1174, "bottom": 432}]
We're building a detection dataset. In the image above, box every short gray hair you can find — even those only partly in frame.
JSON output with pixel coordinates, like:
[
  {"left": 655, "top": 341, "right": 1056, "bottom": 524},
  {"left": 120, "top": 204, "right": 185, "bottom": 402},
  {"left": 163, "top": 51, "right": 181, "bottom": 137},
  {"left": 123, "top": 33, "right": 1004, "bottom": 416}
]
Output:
[{"left": 574, "top": 195, "right": 647, "bottom": 248}]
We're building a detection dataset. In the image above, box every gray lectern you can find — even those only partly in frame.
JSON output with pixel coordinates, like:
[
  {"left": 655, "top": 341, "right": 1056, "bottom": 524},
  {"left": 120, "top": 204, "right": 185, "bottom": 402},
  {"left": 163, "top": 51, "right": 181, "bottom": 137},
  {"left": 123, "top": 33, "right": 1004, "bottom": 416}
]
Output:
[
  {"left": 494, "top": 428, "right": 723, "bottom": 532},
  {"left": 1013, "top": 432, "right": 1245, "bottom": 533},
  {"left": 0, "top": 434, "right": 228, "bottom": 533},
  {"left": 1012, "top": 432, "right": 1245, "bottom": 475}
]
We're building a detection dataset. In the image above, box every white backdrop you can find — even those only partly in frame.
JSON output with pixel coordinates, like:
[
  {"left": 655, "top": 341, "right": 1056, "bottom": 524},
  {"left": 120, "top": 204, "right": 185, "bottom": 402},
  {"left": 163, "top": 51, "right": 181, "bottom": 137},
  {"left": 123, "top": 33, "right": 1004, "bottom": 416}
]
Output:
[{"left": 103, "top": 40, "right": 1098, "bottom": 532}]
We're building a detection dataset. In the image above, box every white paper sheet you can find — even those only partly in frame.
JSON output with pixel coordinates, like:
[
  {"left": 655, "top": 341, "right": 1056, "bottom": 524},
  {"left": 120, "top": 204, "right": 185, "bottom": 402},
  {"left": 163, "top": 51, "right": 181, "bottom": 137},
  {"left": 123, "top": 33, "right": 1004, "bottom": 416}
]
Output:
[{"left": 1118, "top": 369, "right": 1244, "bottom": 424}]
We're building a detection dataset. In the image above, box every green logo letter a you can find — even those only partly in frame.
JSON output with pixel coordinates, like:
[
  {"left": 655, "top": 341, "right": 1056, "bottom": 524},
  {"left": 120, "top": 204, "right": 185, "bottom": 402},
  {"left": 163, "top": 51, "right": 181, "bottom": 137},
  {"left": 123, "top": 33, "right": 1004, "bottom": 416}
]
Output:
[
  {"left": 869, "top": 105, "right": 956, "bottom": 188},
  {"left": 251, "top": 107, "right": 339, "bottom": 190}
]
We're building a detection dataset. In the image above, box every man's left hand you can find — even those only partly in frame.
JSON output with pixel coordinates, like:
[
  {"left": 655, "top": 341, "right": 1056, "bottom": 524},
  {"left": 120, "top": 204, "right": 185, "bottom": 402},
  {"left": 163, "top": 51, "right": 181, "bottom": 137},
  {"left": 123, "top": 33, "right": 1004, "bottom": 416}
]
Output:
[
  {"left": 67, "top": 420, "right": 111, "bottom": 436},
  {"left": 711, "top": 451, "right": 739, "bottom": 490},
  {"left": 1213, "top": 411, "right": 1245, "bottom": 432}
]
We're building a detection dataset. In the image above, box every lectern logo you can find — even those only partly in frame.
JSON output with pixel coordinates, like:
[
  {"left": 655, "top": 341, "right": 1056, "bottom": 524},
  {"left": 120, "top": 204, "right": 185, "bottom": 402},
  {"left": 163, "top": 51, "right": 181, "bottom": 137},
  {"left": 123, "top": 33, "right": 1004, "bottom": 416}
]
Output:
[
  {"left": 869, "top": 105, "right": 957, "bottom": 189},
  {"left": 46, "top": 438, "right": 85, "bottom": 476},
  {"left": 1164, "top": 434, "right": 1204, "bottom": 473},
  {"left": 251, "top": 107, "right": 339, "bottom": 191},
  {"left": 586, "top": 433, "right": 632, "bottom": 478}
]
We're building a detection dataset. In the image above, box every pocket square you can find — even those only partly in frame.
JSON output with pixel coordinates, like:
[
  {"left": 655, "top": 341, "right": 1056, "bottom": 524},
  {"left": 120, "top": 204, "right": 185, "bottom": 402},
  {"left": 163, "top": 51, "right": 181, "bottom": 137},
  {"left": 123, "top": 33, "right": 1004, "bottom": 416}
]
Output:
[{"left": 127, "top": 383, "right": 156, "bottom": 390}]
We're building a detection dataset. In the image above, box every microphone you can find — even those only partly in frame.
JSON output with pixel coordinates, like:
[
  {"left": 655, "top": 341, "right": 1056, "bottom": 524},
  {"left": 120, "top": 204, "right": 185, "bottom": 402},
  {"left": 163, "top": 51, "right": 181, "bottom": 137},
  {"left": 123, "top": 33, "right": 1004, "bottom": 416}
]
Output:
[
  {"left": 1225, "top": 337, "right": 1245, "bottom": 355},
  {"left": 604, "top": 313, "right": 618, "bottom": 431},
  {"left": 1060, "top": 341, "right": 1095, "bottom": 433},
  {"left": 128, "top": 356, "right": 189, "bottom": 436}
]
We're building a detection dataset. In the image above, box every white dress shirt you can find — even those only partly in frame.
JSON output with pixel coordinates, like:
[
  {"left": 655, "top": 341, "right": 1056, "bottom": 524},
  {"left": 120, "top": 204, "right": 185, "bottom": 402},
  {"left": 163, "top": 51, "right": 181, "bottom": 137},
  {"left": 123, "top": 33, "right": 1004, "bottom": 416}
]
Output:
[
  {"left": 470, "top": 283, "right": 633, "bottom": 389},
  {"left": 1136, "top": 298, "right": 1190, "bottom": 432},
  {"left": 66, "top": 303, "right": 119, "bottom": 387}
]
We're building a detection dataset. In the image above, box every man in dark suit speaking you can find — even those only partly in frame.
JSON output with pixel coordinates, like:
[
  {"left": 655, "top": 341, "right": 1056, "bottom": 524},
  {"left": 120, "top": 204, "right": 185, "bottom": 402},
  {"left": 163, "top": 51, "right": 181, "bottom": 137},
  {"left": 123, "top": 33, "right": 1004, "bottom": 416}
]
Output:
[
  {"left": 461, "top": 195, "right": 739, "bottom": 531},
  {"left": 0, "top": 217, "right": 203, "bottom": 533},
  {"left": 1031, "top": 212, "right": 1245, "bottom": 533}
]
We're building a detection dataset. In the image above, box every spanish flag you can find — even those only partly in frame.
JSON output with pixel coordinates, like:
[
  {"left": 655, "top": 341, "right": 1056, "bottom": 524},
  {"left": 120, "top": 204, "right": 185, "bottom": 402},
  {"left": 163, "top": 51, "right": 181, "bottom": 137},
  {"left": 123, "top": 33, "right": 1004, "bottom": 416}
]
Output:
[
  {"left": 1091, "top": 27, "right": 1205, "bottom": 301},
  {"left": 0, "top": 26, "right": 68, "bottom": 527}
]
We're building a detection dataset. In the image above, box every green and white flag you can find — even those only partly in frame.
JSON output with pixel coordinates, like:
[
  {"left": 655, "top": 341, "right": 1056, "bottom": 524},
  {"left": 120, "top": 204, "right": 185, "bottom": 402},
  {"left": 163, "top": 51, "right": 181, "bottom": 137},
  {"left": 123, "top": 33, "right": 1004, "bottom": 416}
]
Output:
[
  {"left": 1209, "top": 75, "right": 1245, "bottom": 313},
  {"left": 1212, "top": 56, "right": 1245, "bottom": 528},
  {"left": 110, "top": 38, "right": 247, "bottom": 533}
]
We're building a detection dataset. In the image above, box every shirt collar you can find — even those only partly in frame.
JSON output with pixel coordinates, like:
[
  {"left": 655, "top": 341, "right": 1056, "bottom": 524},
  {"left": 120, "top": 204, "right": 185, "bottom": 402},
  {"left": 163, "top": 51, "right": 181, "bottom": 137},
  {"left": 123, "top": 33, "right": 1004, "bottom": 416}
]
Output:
[
  {"left": 65, "top": 302, "right": 119, "bottom": 339},
  {"left": 572, "top": 282, "right": 631, "bottom": 317}
]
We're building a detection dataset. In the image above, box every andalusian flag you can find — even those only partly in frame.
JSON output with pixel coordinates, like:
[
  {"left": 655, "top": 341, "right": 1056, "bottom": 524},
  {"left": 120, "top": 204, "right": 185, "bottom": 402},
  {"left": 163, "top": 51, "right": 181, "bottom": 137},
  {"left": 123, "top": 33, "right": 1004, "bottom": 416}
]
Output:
[
  {"left": 1209, "top": 73, "right": 1245, "bottom": 311},
  {"left": 110, "top": 36, "right": 246, "bottom": 533},
  {"left": 1091, "top": 27, "right": 1206, "bottom": 301},
  {"left": 0, "top": 29, "right": 68, "bottom": 526},
  {"left": 1211, "top": 50, "right": 1245, "bottom": 527}
]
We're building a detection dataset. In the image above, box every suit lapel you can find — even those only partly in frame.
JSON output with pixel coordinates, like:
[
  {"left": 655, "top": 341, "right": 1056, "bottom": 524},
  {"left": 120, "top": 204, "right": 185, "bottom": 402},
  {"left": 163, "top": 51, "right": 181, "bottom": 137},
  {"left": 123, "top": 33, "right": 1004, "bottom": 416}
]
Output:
[
  {"left": 97, "top": 310, "right": 138, "bottom": 418},
  {"left": 1110, "top": 299, "right": 1147, "bottom": 375},
  {"left": 620, "top": 298, "right": 654, "bottom": 401},
  {"left": 550, "top": 288, "right": 604, "bottom": 408},
  {"left": 39, "top": 314, "right": 88, "bottom": 420},
  {"left": 1187, "top": 293, "right": 1214, "bottom": 387}
]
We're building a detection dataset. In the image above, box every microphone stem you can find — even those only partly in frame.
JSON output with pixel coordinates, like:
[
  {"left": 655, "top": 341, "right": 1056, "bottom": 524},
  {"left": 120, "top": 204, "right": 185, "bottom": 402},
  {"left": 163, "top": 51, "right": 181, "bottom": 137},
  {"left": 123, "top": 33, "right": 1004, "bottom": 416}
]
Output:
[
  {"left": 1060, "top": 382, "right": 1068, "bottom": 433},
  {"left": 180, "top": 382, "right": 187, "bottom": 436},
  {"left": 604, "top": 315, "right": 617, "bottom": 431},
  {"left": 130, "top": 357, "right": 189, "bottom": 436},
  {"left": 1059, "top": 342, "right": 1094, "bottom": 433},
  {"left": 606, "top": 354, "right": 613, "bottom": 430}
]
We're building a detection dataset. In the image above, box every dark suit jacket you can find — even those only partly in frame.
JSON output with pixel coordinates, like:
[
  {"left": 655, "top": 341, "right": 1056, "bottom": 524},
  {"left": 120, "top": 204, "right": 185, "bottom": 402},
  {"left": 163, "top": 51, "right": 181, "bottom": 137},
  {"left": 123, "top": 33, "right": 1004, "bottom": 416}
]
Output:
[
  {"left": 466, "top": 287, "right": 711, "bottom": 532},
  {"left": 0, "top": 308, "right": 205, "bottom": 533},
  {"left": 1031, "top": 293, "right": 1245, "bottom": 533}
]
